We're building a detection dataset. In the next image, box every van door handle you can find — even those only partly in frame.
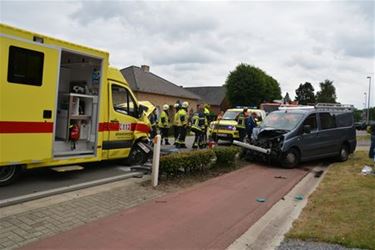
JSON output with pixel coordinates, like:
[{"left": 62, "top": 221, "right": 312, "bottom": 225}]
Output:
[{"left": 110, "top": 119, "right": 119, "bottom": 123}]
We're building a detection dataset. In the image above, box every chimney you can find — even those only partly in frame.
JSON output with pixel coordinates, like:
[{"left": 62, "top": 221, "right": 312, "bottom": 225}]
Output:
[{"left": 141, "top": 65, "right": 150, "bottom": 72}]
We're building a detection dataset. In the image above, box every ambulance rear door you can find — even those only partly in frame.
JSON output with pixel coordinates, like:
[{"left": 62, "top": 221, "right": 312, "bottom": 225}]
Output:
[{"left": 0, "top": 35, "right": 59, "bottom": 165}]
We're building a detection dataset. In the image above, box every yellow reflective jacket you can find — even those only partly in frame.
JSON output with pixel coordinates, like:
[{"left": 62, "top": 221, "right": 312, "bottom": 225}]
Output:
[
  {"left": 237, "top": 113, "right": 246, "bottom": 128},
  {"left": 158, "top": 111, "right": 169, "bottom": 128},
  {"left": 177, "top": 109, "right": 188, "bottom": 126},
  {"left": 173, "top": 112, "right": 179, "bottom": 126}
]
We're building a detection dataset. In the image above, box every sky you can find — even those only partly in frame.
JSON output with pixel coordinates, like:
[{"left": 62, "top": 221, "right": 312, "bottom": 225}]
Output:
[{"left": 1, "top": 0, "right": 374, "bottom": 108}]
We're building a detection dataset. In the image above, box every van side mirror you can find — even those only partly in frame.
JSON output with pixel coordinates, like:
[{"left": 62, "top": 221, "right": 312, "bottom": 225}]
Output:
[{"left": 303, "top": 125, "right": 311, "bottom": 134}]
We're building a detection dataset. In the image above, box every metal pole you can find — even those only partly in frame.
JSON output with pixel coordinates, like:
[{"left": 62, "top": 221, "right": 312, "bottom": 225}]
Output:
[
  {"left": 367, "top": 76, "right": 372, "bottom": 123},
  {"left": 364, "top": 92, "right": 367, "bottom": 121},
  {"left": 151, "top": 135, "right": 161, "bottom": 187}
]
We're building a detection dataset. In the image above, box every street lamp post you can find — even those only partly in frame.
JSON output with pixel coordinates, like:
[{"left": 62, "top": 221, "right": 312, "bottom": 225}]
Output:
[
  {"left": 364, "top": 92, "right": 367, "bottom": 121},
  {"left": 367, "top": 76, "right": 372, "bottom": 123}
]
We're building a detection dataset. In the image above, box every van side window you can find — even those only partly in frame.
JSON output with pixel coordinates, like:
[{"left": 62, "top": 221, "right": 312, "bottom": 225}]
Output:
[
  {"left": 8, "top": 46, "right": 44, "bottom": 86},
  {"left": 303, "top": 114, "right": 317, "bottom": 131},
  {"left": 111, "top": 85, "right": 137, "bottom": 117},
  {"left": 320, "top": 113, "right": 336, "bottom": 130},
  {"left": 335, "top": 113, "right": 353, "bottom": 127}
]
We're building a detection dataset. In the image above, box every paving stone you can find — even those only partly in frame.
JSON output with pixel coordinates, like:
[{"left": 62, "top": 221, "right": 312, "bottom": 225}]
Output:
[{"left": 0, "top": 179, "right": 166, "bottom": 249}]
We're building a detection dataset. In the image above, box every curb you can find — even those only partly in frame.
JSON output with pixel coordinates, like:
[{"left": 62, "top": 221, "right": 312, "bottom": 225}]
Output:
[{"left": 0, "top": 171, "right": 143, "bottom": 208}]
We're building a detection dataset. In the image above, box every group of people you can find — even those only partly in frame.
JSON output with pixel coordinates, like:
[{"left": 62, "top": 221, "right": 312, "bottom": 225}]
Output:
[
  {"left": 236, "top": 108, "right": 259, "bottom": 142},
  {"left": 149, "top": 102, "right": 211, "bottom": 149}
]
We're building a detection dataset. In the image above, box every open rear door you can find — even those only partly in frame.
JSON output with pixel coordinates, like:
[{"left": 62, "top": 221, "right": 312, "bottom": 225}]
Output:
[{"left": 0, "top": 35, "right": 59, "bottom": 165}]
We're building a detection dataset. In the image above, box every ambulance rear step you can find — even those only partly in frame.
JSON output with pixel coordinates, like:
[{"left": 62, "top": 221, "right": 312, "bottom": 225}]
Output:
[{"left": 51, "top": 165, "right": 84, "bottom": 172}]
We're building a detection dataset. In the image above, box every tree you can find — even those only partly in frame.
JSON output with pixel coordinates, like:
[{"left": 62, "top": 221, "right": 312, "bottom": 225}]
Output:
[
  {"left": 295, "top": 82, "right": 316, "bottom": 105},
  {"left": 225, "top": 63, "right": 282, "bottom": 107},
  {"left": 316, "top": 79, "right": 337, "bottom": 103}
]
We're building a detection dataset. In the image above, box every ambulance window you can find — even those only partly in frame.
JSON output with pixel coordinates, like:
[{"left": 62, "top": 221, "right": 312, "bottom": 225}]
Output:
[
  {"left": 8, "top": 46, "right": 44, "bottom": 86},
  {"left": 112, "top": 85, "right": 138, "bottom": 117}
]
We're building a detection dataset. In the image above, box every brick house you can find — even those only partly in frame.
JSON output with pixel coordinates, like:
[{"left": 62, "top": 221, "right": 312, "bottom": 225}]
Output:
[
  {"left": 121, "top": 65, "right": 201, "bottom": 115},
  {"left": 184, "top": 86, "right": 230, "bottom": 115}
]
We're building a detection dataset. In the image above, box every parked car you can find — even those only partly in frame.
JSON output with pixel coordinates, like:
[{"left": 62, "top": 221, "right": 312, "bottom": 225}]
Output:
[
  {"left": 237, "top": 106, "right": 356, "bottom": 168},
  {"left": 208, "top": 108, "right": 266, "bottom": 142},
  {"left": 355, "top": 121, "right": 367, "bottom": 130}
]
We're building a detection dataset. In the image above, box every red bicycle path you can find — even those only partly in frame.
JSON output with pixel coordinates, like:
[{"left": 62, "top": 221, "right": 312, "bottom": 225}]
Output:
[{"left": 22, "top": 164, "right": 308, "bottom": 250}]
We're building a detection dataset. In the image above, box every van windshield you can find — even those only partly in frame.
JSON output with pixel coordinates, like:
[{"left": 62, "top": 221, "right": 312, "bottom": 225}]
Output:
[
  {"left": 261, "top": 112, "right": 304, "bottom": 131},
  {"left": 222, "top": 111, "right": 241, "bottom": 120}
]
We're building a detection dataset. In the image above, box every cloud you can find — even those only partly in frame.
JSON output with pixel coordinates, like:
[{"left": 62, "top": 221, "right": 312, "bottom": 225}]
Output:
[{"left": 1, "top": 0, "right": 374, "bottom": 108}]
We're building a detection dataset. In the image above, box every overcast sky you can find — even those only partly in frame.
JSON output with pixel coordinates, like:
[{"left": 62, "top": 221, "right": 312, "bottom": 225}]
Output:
[{"left": 1, "top": 0, "right": 374, "bottom": 108}]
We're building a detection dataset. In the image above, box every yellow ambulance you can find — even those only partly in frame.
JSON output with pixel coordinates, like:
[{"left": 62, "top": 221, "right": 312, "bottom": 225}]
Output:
[
  {"left": 0, "top": 23, "right": 153, "bottom": 185},
  {"left": 208, "top": 108, "right": 266, "bottom": 142}
]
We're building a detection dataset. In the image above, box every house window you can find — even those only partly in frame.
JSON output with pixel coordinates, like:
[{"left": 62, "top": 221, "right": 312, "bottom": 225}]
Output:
[{"left": 8, "top": 46, "right": 44, "bottom": 86}]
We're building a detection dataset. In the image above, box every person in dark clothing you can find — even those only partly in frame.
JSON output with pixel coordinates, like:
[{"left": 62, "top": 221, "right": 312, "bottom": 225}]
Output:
[
  {"left": 246, "top": 112, "right": 258, "bottom": 142},
  {"left": 369, "top": 123, "right": 375, "bottom": 160}
]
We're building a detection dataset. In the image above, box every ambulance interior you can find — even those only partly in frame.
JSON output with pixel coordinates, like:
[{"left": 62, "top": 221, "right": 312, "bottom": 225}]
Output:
[{"left": 54, "top": 51, "right": 102, "bottom": 157}]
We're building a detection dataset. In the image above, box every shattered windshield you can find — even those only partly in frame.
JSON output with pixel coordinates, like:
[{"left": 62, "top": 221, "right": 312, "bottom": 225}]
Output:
[
  {"left": 261, "top": 112, "right": 304, "bottom": 131},
  {"left": 222, "top": 111, "right": 241, "bottom": 120}
]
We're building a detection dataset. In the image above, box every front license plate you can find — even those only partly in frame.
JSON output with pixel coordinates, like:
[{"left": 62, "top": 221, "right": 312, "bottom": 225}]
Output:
[{"left": 217, "top": 134, "right": 228, "bottom": 137}]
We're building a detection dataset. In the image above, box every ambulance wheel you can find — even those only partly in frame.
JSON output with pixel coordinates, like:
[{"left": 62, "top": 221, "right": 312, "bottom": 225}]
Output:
[
  {"left": 0, "top": 165, "right": 21, "bottom": 186},
  {"left": 127, "top": 146, "right": 148, "bottom": 166}
]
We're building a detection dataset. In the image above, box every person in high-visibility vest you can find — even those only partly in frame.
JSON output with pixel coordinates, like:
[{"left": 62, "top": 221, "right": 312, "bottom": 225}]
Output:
[
  {"left": 173, "top": 103, "right": 180, "bottom": 145},
  {"left": 236, "top": 108, "right": 248, "bottom": 142},
  {"left": 191, "top": 104, "right": 207, "bottom": 149},
  {"left": 158, "top": 104, "right": 170, "bottom": 145},
  {"left": 203, "top": 104, "right": 210, "bottom": 146},
  {"left": 176, "top": 101, "right": 189, "bottom": 148}
]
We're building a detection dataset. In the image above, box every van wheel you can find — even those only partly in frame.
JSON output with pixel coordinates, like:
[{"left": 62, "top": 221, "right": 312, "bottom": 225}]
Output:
[
  {"left": 282, "top": 148, "right": 300, "bottom": 168},
  {"left": 127, "top": 146, "right": 148, "bottom": 166},
  {"left": 338, "top": 144, "right": 349, "bottom": 162},
  {"left": 0, "top": 165, "right": 21, "bottom": 186}
]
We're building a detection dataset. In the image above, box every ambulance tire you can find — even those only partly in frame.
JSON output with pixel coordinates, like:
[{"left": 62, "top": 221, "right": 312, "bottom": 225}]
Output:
[
  {"left": 127, "top": 145, "right": 148, "bottom": 166},
  {"left": 0, "top": 165, "right": 21, "bottom": 186}
]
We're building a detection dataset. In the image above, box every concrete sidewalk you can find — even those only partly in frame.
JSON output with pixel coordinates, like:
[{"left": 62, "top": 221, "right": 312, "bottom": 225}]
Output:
[{"left": 21, "top": 165, "right": 308, "bottom": 250}]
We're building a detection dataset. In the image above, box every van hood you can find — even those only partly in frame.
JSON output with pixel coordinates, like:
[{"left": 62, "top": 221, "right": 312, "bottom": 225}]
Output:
[
  {"left": 210, "top": 120, "right": 238, "bottom": 126},
  {"left": 253, "top": 127, "right": 289, "bottom": 140},
  {"left": 139, "top": 101, "right": 155, "bottom": 118}
]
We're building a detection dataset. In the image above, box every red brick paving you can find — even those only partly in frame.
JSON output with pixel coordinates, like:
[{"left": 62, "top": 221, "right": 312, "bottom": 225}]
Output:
[{"left": 22, "top": 164, "right": 308, "bottom": 250}]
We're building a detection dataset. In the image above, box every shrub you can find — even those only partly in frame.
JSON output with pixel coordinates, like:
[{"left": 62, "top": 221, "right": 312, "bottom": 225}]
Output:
[
  {"left": 213, "top": 146, "right": 240, "bottom": 166},
  {"left": 159, "top": 149, "right": 215, "bottom": 176}
]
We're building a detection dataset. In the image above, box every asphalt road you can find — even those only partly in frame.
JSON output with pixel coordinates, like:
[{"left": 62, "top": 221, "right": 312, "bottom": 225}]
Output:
[{"left": 0, "top": 136, "right": 198, "bottom": 201}]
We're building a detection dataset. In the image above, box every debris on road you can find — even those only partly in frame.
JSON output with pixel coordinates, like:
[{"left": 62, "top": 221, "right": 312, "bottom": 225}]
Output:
[
  {"left": 314, "top": 170, "right": 324, "bottom": 178},
  {"left": 294, "top": 195, "right": 304, "bottom": 201},
  {"left": 274, "top": 176, "right": 287, "bottom": 179},
  {"left": 256, "top": 197, "right": 267, "bottom": 203},
  {"left": 361, "top": 166, "right": 374, "bottom": 175}
]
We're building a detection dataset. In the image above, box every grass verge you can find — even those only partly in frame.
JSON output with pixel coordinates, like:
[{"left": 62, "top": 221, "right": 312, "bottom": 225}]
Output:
[
  {"left": 287, "top": 151, "right": 375, "bottom": 249},
  {"left": 356, "top": 134, "right": 371, "bottom": 141}
]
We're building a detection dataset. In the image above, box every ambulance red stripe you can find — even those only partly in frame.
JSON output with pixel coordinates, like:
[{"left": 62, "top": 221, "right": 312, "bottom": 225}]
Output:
[
  {"left": 98, "top": 122, "right": 150, "bottom": 133},
  {"left": 0, "top": 121, "right": 53, "bottom": 133}
]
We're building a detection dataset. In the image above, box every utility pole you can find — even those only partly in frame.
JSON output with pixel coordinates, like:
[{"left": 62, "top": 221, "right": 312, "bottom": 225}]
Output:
[
  {"left": 367, "top": 76, "right": 372, "bottom": 123},
  {"left": 364, "top": 92, "right": 367, "bottom": 121}
]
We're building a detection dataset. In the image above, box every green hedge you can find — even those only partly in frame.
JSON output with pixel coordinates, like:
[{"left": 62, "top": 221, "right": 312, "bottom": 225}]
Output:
[
  {"left": 213, "top": 146, "right": 240, "bottom": 166},
  {"left": 159, "top": 146, "right": 240, "bottom": 177},
  {"left": 160, "top": 149, "right": 215, "bottom": 176}
]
